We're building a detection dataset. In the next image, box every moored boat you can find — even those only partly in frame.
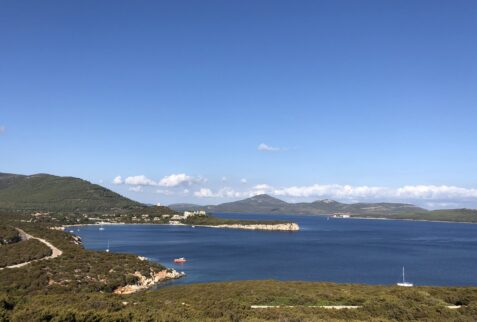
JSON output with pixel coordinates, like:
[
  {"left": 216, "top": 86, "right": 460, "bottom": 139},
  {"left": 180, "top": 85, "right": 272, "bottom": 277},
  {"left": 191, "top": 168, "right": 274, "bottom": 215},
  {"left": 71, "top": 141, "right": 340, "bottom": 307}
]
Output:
[
  {"left": 397, "top": 266, "right": 413, "bottom": 287},
  {"left": 174, "top": 257, "right": 187, "bottom": 263}
]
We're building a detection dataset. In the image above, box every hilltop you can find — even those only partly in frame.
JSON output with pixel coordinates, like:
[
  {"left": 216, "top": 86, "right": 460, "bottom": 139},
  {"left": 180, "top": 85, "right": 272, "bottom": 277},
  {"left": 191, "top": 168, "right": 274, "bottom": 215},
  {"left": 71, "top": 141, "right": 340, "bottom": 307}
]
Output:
[{"left": 0, "top": 172, "right": 172, "bottom": 215}]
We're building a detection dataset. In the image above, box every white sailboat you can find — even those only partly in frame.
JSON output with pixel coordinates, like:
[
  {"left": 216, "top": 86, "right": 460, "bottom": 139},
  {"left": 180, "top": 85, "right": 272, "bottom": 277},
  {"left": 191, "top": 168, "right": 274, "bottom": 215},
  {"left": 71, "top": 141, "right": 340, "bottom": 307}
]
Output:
[
  {"left": 99, "top": 224, "right": 105, "bottom": 231},
  {"left": 397, "top": 266, "right": 413, "bottom": 287},
  {"left": 106, "top": 240, "right": 110, "bottom": 253}
]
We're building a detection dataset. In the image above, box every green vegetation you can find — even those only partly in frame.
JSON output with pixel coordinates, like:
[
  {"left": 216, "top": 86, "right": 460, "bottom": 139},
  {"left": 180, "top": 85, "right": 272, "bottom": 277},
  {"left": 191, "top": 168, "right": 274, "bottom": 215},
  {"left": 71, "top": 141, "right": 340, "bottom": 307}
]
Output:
[
  {"left": 1, "top": 281, "right": 477, "bottom": 321},
  {"left": 0, "top": 173, "right": 175, "bottom": 220},
  {"left": 0, "top": 173, "right": 140, "bottom": 212},
  {"left": 182, "top": 215, "right": 286, "bottom": 226},
  {"left": 0, "top": 225, "right": 20, "bottom": 245},
  {"left": 0, "top": 239, "right": 52, "bottom": 268},
  {"left": 0, "top": 222, "right": 168, "bottom": 295},
  {"left": 354, "top": 208, "right": 477, "bottom": 223}
]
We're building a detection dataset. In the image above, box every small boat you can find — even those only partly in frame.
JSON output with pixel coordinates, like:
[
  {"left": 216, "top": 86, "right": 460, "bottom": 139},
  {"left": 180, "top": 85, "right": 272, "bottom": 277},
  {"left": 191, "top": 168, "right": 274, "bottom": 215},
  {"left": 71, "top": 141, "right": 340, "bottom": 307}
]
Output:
[
  {"left": 192, "top": 225, "right": 196, "bottom": 228},
  {"left": 397, "top": 266, "right": 413, "bottom": 287},
  {"left": 69, "top": 230, "right": 74, "bottom": 233},
  {"left": 174, "top": 257, "right": 187, "bottom": 263},
  {"left": 106, "top": 240, "right": 110, "bottom": 253},
  {"left": 99, "top": 225, "right": 105, "bottom": 231}
]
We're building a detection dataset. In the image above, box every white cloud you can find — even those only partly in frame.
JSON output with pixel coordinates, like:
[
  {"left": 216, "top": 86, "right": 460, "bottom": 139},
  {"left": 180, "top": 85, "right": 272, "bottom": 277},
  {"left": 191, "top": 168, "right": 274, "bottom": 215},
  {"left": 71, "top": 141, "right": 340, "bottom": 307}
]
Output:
[
  {"left": 240, "top": 178, "right": 248, "bottom": 184},
  {"left": 273, "top": 184, "right": 387, "bottom": 199},
  {"left": 129, "top": 186, "right": 143, "bottom": 192},
  {"left": 158, "top": 173, "right": 205, "bottom": 187},
  {"left": 257, "top": 143, "right": 281, "bottom": 152},
  {"left": 113, "top": 176, "right": 123, "bottom": 185},
  {"left": 189, "top": 186, "right": 248, "bottom": 198},
  {"left": 252, "top": 184, "right": 274, "bottom": 195},
  {"left": 194, "top": 188, "right": 215, "bottom": 198},
  {"left": 112, "top": 173, "right": 205, "bottom": 187},
  {"left": 396, "top": 185, "right": 477, "bottom": 200},
  {"left": 194, "top": 186, "right": 264, "bottom": 198},
  {"left": 125, "top": 175, "right": 158, "bottom": 186},
  {"left": 253, "top": 184, "right": 273, "bottom": 190}
]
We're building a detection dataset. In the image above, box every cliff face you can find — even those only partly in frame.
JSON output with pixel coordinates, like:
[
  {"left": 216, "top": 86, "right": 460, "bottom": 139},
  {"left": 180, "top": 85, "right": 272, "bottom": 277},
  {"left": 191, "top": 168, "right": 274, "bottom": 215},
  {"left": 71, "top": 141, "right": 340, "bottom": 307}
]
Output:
[
  {"left": 114, "top": 269, "right": 185, "bottom": 294},
  {"left": 199, "top": 223, "right": 300, "bottom": 231}
]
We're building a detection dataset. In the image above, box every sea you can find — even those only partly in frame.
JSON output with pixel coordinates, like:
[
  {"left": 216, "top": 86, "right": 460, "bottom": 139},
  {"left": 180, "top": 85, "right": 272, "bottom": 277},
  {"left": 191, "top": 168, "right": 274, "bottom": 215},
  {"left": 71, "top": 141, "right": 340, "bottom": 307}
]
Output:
[{"left": 74, "top": 213, "right": 477, "bottom": 286}]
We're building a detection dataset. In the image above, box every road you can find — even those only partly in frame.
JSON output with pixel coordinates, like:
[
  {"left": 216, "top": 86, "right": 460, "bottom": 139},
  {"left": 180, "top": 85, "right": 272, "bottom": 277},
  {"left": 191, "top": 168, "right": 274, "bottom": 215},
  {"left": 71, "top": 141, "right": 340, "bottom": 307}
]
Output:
[{"left": 0, "top": 228, "right": 63, "bottom": 270}]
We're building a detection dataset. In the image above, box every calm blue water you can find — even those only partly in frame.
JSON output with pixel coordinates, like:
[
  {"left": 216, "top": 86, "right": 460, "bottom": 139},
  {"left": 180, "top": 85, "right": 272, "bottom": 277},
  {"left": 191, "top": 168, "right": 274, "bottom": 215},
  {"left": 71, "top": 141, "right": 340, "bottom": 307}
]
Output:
[{"left": 75, "top": 214, "right": 477, "bottom": 286}]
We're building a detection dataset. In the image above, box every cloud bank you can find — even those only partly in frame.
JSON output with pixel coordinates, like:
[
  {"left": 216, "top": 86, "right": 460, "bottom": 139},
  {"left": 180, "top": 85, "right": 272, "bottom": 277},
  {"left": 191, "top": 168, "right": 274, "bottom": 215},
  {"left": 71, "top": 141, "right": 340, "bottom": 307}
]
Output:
[
  {"left": 194, "top": 187, "right": 252, "bottom": 198},
  {"left": 192, "top": 183, "right": 477, "bottom": 204},
  {"left": 270, "top": 184, "right": 477, "bottom": 200},
  {"left": 111, "top": 174, "right": 477, "bottom": 207}
]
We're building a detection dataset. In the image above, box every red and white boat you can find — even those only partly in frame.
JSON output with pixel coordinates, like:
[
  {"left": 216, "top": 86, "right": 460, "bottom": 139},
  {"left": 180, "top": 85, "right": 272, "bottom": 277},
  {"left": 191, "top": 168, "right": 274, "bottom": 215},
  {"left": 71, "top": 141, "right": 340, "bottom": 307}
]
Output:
[{"left": 174, "top": 257, "right": 187, "bottom": 263}]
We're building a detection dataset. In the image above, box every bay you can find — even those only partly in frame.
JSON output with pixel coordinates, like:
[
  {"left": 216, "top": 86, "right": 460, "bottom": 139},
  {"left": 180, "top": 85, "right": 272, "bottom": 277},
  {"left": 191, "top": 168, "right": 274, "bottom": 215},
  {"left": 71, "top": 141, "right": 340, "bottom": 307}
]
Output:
[{"left": 75, "top": 213, "right": 477, "bottom": 286}]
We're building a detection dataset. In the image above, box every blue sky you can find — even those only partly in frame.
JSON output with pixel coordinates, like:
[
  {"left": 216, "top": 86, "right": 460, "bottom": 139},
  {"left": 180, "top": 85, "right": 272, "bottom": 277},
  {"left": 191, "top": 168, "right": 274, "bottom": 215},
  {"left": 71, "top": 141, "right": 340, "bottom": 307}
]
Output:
[{"left": 1, "top": 1, "right": 476, "bottom": 208}]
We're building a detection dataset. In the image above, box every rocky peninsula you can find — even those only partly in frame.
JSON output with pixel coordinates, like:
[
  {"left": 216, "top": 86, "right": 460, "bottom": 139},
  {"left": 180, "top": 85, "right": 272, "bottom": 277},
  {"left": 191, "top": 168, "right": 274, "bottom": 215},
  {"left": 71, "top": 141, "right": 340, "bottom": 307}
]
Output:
[
  {"left": 195, "top": 222, "right": 300, "bottom": 231},
  {"left": 114, "top": 268, "right": 185, "bottom": 294}
]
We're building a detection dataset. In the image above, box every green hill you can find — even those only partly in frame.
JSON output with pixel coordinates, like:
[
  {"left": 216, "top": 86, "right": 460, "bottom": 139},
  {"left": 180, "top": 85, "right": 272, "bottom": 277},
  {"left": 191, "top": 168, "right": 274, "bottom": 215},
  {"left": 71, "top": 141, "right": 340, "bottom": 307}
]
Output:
[
  {"left": 372, "top": 208, "right": 477, "bottom": 223},
  {"left": 0, "top": 173, "right": 158, "bottom": 214}
]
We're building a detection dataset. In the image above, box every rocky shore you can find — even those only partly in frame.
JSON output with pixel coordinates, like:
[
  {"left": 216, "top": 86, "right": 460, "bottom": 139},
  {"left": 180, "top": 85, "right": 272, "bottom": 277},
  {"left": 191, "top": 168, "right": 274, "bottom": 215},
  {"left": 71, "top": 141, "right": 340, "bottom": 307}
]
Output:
[
  {"left": 196, "top": 222, "right": 300, "bottom": 231},
  {"left": 114, "top": 269, "right": 185, "bottom": 294}
]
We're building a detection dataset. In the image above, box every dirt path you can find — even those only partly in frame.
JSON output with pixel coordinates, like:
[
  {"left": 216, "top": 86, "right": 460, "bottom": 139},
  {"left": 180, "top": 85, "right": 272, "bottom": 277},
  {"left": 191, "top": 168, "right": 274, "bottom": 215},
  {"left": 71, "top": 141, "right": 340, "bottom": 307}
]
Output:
[
  {"left": 0, "top": 228, "right": 63, "bottom": 270},
  {"left": 251, "top": 305, "right": 361, "bottom": 309}
]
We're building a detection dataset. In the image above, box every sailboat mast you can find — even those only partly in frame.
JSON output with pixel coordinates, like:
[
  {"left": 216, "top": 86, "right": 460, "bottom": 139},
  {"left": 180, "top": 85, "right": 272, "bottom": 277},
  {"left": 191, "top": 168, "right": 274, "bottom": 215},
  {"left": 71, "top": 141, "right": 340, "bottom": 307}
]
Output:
[{"left": 402, "top": 266, "right": 405, "bottom": 283}]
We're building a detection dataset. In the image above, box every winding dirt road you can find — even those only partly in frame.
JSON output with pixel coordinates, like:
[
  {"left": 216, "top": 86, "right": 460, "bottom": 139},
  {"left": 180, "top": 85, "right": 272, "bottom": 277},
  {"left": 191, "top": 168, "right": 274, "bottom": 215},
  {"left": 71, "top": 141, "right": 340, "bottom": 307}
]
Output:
[{"left": 0, "top": 228, "right": 63, "bottom": 270}]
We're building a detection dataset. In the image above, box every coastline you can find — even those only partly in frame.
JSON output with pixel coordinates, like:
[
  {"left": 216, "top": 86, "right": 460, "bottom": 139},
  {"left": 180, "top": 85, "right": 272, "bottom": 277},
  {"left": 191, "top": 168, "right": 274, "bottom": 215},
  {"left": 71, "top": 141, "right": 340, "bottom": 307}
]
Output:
[
  {"left": 193, "top": 222, "right": 300, "bottom": 231},
  {"left": 349, "top": 216, "right": 477, "bottom": 225},
  {"left": 58, "top": 215, "right": 477, "bottom": 231},
  {"left": 209, "top": 211, "right": 477, "bottom": 225},
  {"left": 60, "top": 221, "right": 300, "bottom": 231},
  {"left": 114, "top": 269, "right": 185, "bottom": 295}
]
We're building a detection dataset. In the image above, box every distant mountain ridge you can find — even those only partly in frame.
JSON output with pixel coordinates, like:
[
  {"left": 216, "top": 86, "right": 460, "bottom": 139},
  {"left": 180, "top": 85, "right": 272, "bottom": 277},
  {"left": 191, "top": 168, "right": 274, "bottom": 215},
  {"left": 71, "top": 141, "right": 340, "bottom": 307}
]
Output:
[{"left": 169, "top": 194, "right": 426, "bottom": 216}]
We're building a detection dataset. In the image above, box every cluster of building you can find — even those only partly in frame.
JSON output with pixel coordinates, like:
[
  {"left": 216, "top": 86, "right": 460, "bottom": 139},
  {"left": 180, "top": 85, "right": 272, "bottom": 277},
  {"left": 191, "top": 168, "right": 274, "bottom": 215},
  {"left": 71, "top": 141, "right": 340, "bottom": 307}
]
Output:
[
  {"left": 171, "top": 210, "right": 206, "bottom": 221},
  {"left": 332, "top": 214, "right": 351, "bottom": 218},
  {"left": 131, "top": 214, "right": 164, "bottom": 222}
]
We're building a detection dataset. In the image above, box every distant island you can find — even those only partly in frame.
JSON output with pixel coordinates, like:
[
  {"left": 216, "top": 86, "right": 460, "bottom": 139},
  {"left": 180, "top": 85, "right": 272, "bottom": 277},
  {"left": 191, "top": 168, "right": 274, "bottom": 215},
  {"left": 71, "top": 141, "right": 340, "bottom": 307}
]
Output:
[
  {"left": 0, "top": 172, "right": 299, "bottom": 231},
  {"left": 169, "top": 194, "right": 477, "bottom": 223}
]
